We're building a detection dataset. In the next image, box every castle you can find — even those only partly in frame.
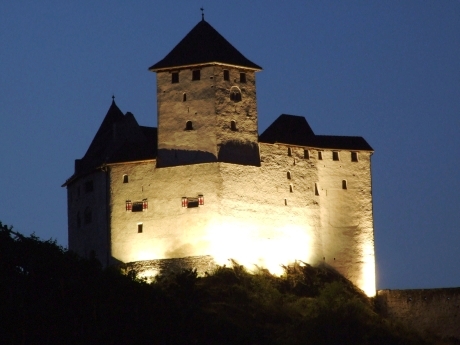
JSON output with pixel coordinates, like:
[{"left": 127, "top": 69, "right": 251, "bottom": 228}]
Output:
[{"left": 63, "top": 18, "right": 376, "bottom": 296}]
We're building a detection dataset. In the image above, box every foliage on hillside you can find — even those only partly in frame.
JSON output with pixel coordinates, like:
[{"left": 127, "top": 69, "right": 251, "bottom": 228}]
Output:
[{"left": 0, "top": 222, "right": 445, "bottom": 344}]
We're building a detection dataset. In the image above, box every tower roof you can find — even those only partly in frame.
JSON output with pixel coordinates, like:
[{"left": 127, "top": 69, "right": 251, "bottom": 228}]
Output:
[
  {"left": 259, "top": 114, "right": 373, "bottom": 151},
  {"left": 149, "top": 20, "right": 261, "bottom": 71},
  {"left": 62, "top": 99, "right": 157, "bottom": 186}
]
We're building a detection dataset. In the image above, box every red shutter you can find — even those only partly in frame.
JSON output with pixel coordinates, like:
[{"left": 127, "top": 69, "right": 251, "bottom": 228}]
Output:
[
  {"left": 126, "top": 201, "right": 132, "bottom": 211},
  {"left": 181, "top": 197, "right": 188, "bottom": 207},
  {"left": 198, "top": 195, "right": 204, "bottom": 205}
]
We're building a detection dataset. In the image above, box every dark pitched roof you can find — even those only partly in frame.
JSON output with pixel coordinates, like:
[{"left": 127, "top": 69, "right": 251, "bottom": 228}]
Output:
[
  {"left": 259, "top": 114, "right": 373, "bottom": 151},
  {"left": 63, "top": 100, "right": 157, "bottom": 186},
  {"left": 149, "top": 20, "right": 261, "bottom": 71}
]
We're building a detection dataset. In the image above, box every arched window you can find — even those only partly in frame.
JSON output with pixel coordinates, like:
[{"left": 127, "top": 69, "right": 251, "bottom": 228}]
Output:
[
  {"left": 287, "top": 171, "right": 291, "bottom": 179},
  {"left": 185, "top": 121, "right": 193, "bottom": 130},
  {"left": 342, "top": 180, "right": 347, "bottom": 190},
  {"left": 230, "top": 120, "right": 237, "bottom": 131},
  {"left": 123, "top": 174, "right": 128, "bottom": 183},
  {"left": 183, "top": 93, "right": 187, "bottom": 102},
  {"left": 230, "top": 86, "right": 242, "bottom": 102},
  {"left": 84, "top": 207, "right": 92, "bottom": 224}
]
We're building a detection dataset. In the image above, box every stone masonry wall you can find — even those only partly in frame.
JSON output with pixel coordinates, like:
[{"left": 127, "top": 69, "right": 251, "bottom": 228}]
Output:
[{"left": 377, "top": 288, "right": 460, "bottom": 340}]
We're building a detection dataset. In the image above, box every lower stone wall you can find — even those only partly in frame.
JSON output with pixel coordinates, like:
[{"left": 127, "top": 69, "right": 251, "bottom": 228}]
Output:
[
  {"left": 126, "top": 255, "right": 216, "bottom": 279},
  {"left": 376, "top": 288, "right": 460, "bottom": 341}
]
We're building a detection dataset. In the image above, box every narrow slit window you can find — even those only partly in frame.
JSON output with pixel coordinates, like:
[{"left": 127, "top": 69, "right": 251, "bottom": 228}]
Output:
[
  {"left": 185, "top": 121, "right": 193, "bottom": 130},
  {"left": 342, "top": 180, "right": 347, "bottom": 190},
  {"left": 230, "top": 120, "right": 237, "bottom": 131},
  {"left": 240, "top": 72, "right": 246, "bottom": 83},
  {"left": 183, "top": 93, "right": 187, "bottom": 102},
  {"left": 304, "top": 149, "right": 310, "bottom": 159},
  {"left": 123, "top": 175, "right": 128, "bottom": 183},
  {"left": 351, "top": 152, "right": 359, "bottom": 162},
  {"left": 333, "top": 151, "right": 339, "bottom": 161},
  {"left": 85, "top": 181, "right": 94, "bottom": 193},
  {"left": 192, "top": 70, "right": 200, "bottom": 81},
  {"left": 171, "top": 72, "right": 179, "bottom": 83},
  {"left": 287, "top": 171, "right": 291, "bottom": 179},
  {"left": 315, "top": 183, "right": 319, "bottom": 196},
  {"left": 223, "top": 70, "right": 229, "bottom": 81},
  {"left": 289, "top": 184, "right": 293, "bottom": 193},
  {"left": 318, "top": 151, "right": 323, "bottom": 160},
  {"left": 84, "top": 207, "right": 92, "bottom": 224},
  {"left": 137, "top": 223, "right": 143, "bottom": 233},
  {"left": 288, "top": 147, "right": 292, "bottom": 156}
]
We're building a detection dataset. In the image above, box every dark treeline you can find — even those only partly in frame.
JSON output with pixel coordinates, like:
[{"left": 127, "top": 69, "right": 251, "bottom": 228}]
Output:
[{"left": 0, "top": 222, "right": 448, "bottom": 344}]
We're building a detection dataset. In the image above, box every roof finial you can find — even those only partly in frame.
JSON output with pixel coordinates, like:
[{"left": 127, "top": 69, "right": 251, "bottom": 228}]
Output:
[
  {"left": 112, "top": 94, "right": 115, "bottom": 103},
  {"left": 200, "top": 7, "right": 204, "bottom": 21}
]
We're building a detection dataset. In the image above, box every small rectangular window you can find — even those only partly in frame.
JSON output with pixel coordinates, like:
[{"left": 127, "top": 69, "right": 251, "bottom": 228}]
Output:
[
  {"left": 351, "top": 152, "right": 358, "bottom": 162},
  {"left": 318, "top": 151, "right": 323, "bottom": 160},
  {"left": 187, "top": 198, "right": 199, "bottom": 208},
  {"left": 223, "top": 70, "right": 229, "bottom": 81},
  {"left": 342, "top": 180, "right": 347, "bottom": 190},
  {"left": 192, "top": 70, "right": 200, "bottom": 81},
  {"left": 315, "top": 183, "right": 319, "bottom": 196},
  {"left": 85, "top": 181, "right": 94, "bottom": 193},
  {"left": 123, "top": 175, "right": 128, "bottom": 183},
  {"left": 304, "top": 149, "right": 310, "bottom": 159},
  {"left": 171, "top": 72, "right": 179, "bottom": 83},
  {"left": 137, "top": 223, "right": 143, "bottom": 233},
  {"left": 240, "top": 72, "right": 246, "bottom": 83},
  {"left": 132, "top": 202, "right": 143, "bottom": 212},
  {"left": 333, "top": 151, "right": 339, "bottom": 161}
]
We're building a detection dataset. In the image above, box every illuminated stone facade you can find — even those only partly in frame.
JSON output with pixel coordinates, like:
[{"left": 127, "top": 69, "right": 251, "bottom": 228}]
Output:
[{"left": 64, "top": 19, "right": 376, "bottom": 296}]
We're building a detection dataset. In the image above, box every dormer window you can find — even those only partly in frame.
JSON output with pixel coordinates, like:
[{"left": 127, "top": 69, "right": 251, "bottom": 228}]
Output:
[
  {"left": 192, "top": 70, "right": 200, "bottom": 81},
  {"left": 223, "top": 70, "right": 229, "bottom": 81},
  {"left": 171, "top": 72, "right": 179, "bottom": 83},
  {"left": 240, "top": 72, "right": 246, "bottom": 83}
]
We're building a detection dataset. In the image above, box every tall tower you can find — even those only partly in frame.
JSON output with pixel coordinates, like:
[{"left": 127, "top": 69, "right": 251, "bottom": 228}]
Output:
[{"left": 149, "top": 19, "right": 262, "bottom": 167}]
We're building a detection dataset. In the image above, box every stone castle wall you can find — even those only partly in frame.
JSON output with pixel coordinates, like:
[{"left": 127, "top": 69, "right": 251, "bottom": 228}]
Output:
[
  {"left": 104, "top": 141, "right": 375, "bottom": 295},
  {"left": 377, "top": 288, "right": 460, "bottom": 340}
]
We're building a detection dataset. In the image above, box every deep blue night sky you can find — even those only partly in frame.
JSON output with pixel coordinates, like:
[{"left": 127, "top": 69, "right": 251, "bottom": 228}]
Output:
[{"left": 1, "top": 1, "right": 459, "bottom": 290}]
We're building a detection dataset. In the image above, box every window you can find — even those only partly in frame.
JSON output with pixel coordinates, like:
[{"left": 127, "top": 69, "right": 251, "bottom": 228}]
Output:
[
  {"left": 223, "top": 70, "right": 229, "bottom": 81},
  {"left": 85, "top": 181, "right": 93, "bottom": 193},
  {"left": 77, "top": 212, "right": 81, "bottom": 228},
  {"left": 287, "top": 171, "right": 291, "bottom": 179},
  {"left": 230, "top": 87, "right": 241, "bottom": 102},
  {"left": 289, "top": 184, "right": 293, "bottom": 193},
  {"left": 137, "top": 223, "right": 143, "bottom": 233},
  {"left": 123, "top": 175, "right": 128, "bottom": 183},
  {"left": 172, "top": 72, "right": 179, "bottom": 83},
  {"left": 132, "top": 202, "right": 143, "bottom": 212},
  {"left": 192, "top": 70, "right": 200, "bottom": 81},
  {"left": 351, "top": 152, "right": 358, "bottom": 162},
  {"left": 182, "top": 195, "right": 204, "bottom": 207},
  {"left": 304, "top": 149, "right": 310, "bottom": 159},
  {"left": 318, "top": 151, "right": 323, "bottom": 160},
  {"left": 183, "top": 93, "right": 187, "bottom": 102},
  {"left": 342, "top": 180, "right": 347, "bottom": 190},
  {"left": 288, "top": 147, "right": 292, "bottom": 156},
  {"left": 185, "top": 121, "right": 193, "bottom": 130},
  {"left": 240, "top": 72, "right": 246, "bottom": 83},
  {"left": 230, "top": 120, "right": 237, "bottom": 131},
  {"left": 333, "top": 151, "right": 339, "bottom": 161},
  {"left": 315, "top": 183, "right": 319, "bottom": 196},
  {"left": 84, "top": 207, "right": 92, "bottom": 224}
]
